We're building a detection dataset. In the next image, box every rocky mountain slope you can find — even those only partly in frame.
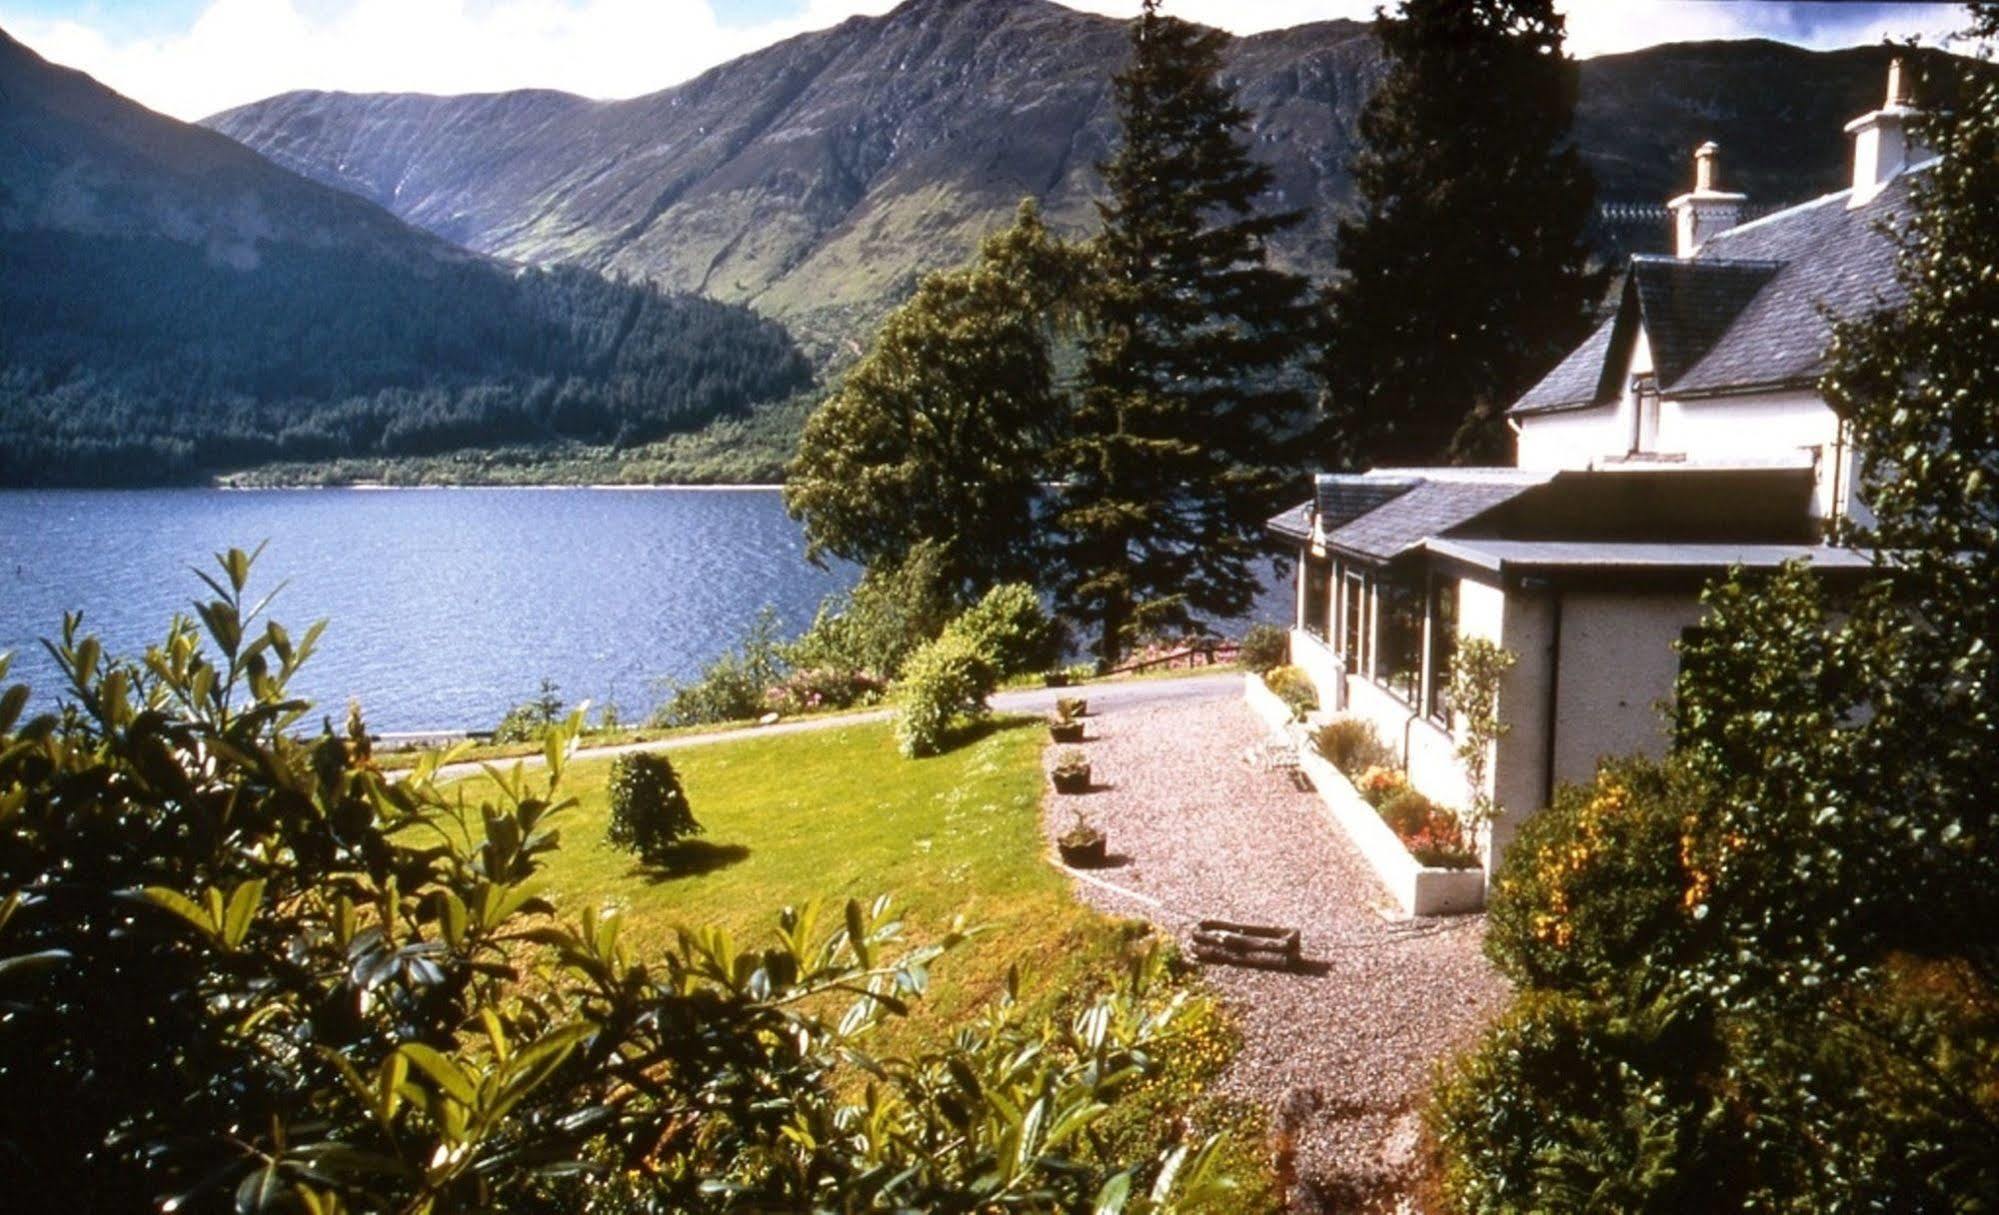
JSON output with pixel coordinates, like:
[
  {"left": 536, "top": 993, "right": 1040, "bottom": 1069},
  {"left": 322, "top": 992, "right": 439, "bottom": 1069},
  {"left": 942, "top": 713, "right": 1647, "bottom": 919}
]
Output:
[
  {"left": 0, "top": 28, "right": 810, "bottom": 486},
  {"left": 206, "top": 0, "right": 1955, "bottom": 357}
]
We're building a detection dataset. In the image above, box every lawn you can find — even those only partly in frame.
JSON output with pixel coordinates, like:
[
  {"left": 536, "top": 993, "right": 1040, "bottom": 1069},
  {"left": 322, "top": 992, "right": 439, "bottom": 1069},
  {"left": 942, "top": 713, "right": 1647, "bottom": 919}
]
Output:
[
  {"left": 448, "top": 715, "right": 1136, "bottom": 1046},
  {"left": 443, "top": 712, "right": 1278, "bottom": 1207}
]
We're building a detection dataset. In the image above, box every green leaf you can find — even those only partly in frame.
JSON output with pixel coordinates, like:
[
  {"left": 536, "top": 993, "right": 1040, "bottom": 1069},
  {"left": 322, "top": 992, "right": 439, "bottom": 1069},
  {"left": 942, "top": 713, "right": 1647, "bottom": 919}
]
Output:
[
  {"left": 144, "top": 886, "right": 219, "bottom": 938},
  {"left": 1092, "top": 1171, "right": 1132, "bottom": 1215},
  {"left": 400, "top": 1043, "right": 478, "bottom": 1107}
]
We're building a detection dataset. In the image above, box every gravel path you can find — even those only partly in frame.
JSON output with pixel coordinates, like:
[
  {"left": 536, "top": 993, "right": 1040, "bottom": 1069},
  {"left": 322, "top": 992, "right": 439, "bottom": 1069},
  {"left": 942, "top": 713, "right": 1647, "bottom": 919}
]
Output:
[{"left": 1040, "top": 692, "right": 1508, "bottom": 1212}]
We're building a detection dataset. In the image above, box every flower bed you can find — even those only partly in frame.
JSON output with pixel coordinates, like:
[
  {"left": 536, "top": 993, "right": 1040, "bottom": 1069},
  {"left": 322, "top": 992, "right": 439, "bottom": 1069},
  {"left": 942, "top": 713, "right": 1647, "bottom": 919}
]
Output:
[
  {"left": 1241, "top": 684, "right": 1486, "bottom": 915},
  {"left": 1297, "top": 750, "right": 1486, "bottom": 916}
]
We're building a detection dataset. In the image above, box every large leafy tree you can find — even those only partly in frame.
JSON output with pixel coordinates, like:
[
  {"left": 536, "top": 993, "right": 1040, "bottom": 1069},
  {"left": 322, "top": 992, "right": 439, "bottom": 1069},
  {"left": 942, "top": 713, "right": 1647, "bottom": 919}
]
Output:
[
  {"left": 1052, "top": 0, "right": 1315, "bottom": 663},
  {"left": 0, "top": 552, "right": 1238, "bottom": 1213},
  {"left": 1320, "top": 0, "right": 1596, "bottom": 465},
  {"left": 785, "top": 201, "right": 1085, "bottom": 599}
]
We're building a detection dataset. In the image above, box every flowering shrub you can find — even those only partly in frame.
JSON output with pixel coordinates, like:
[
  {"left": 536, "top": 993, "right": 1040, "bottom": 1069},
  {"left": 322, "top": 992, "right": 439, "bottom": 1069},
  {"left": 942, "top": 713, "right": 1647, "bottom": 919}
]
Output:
[
  {"left": 1376, "top": 786, "right": 1478, "bottom": 870},
  {"left": 765, "top": 666, "right": 886, "bottom": 715},
  {"left": 1261, "top": 665, "right": 1317, "bottom": 720},
  {"left": 1485, "top": 757, "right": 1707, "bottom": 997},
  {"left": 1355, "top": 764, "right": 1408, "bottom": 807}
]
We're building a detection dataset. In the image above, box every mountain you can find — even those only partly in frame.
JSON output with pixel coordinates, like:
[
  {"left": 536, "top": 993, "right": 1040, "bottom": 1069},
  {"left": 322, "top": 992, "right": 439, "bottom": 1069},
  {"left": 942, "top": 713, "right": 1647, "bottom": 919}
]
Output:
[
  {"left": 205, "top": 0, "right": 1961, "bottom": 358},
  {"left": 0, "top": 28, "right": 811, "bottom": 486}
]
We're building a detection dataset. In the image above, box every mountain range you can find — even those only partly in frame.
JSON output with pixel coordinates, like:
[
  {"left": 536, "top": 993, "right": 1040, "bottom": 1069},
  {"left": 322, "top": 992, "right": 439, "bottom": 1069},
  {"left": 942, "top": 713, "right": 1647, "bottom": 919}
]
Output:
[
  {"left": 207, "top": 0, "right": 1956, "bottom": 358},
  {"left": 0, "top": 27, "right": 809, "bottom": 486}
]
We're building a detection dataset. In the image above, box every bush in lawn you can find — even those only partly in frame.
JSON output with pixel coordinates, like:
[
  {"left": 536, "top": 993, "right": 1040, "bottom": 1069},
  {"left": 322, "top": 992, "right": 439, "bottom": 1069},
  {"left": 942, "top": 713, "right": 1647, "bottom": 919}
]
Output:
[
  {"left": 1238, "top": 623, "right": 1288, "bottom": 674},
  {"left": 605, "top": 752, "right": 701, "bottom": 865},
  {"left": 1314, "top": 716, "right": 1395, "bottom": 777},
  {"left": 1261, "top": 665, "right": 1317, "bottom": 720},
  {"left": 948, "top": 582, "right": 1062, "bottom": 679},
  {"left": 1485, "top": 756, "right": 1707, "bottom": 999},
  {"left": 894, "top": 632, "right": 997, "bottom": 758}
]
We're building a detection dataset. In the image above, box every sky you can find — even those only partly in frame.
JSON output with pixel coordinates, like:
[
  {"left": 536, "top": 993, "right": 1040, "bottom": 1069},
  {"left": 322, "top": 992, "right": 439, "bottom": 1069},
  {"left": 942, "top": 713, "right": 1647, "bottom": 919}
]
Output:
[{"left": 0, "top": 0, "right": 1978, "bottom": 122}]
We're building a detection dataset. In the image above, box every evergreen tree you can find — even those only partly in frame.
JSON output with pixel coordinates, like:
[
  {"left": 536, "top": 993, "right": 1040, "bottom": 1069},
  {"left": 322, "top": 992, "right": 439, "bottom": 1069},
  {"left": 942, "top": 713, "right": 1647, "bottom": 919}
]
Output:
[
  {"left": 1053, "top": 0, "right": 1315, "bottom": 664},
  {"left": 785, "top": 201, "right": 1084, "bottom": 598},
  {"left": 1320, "top": 0, "right": 1596, "bottom": 466}
]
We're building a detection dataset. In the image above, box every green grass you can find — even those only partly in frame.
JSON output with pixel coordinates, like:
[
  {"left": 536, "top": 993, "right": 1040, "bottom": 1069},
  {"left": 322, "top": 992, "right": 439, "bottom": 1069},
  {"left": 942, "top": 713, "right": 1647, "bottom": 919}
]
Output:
[
  {"left": 444, "top": 714, "right": 1277, "bottom": 1208},
  {"left": 453, "top": 716, "right": 1125, "bottom": 1043}
]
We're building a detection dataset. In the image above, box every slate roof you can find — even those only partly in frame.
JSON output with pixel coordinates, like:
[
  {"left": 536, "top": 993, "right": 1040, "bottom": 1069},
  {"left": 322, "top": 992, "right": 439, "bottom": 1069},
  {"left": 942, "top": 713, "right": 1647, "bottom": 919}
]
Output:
[
  {"left": 1320, "top": 472, "right": 1552, "bottom": 563},
  {"left": 1266, "top": 499, "right": 1312, "bottom": 542},
  {"left": 1314, "top": 474, "right": 1417, "bottom": 529},
  {"left": 1510, "top": 167, "right": 1918, "bottom": 415}
]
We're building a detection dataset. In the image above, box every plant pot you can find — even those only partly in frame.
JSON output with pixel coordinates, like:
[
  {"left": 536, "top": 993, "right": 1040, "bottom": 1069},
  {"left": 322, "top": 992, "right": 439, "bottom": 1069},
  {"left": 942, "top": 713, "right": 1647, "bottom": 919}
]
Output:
[
  {"left": 1058, "top": 835, "right": 1106, "bottom": 867},
  {"left": 1049, "top": 720, "right": 1085, "bottom": 743},
  {"left": 1052, "top": 766, "right": 1092, "bottom": 794},
  {"left": 1043, "top": 671, "right": 1070, "bottom": 688}
]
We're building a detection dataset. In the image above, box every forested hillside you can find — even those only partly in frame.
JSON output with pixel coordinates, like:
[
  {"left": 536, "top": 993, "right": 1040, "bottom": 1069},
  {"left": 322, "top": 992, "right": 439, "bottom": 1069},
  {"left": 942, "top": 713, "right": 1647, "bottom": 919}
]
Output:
[{"left": 0, "top": 29, "right": 811, "bottom": 486}]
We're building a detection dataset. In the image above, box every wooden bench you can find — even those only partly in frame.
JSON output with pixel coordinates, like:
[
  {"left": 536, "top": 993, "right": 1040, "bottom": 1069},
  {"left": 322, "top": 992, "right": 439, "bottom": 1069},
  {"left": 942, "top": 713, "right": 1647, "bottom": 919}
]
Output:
[{"left": 1191, "top": 919, "right": 1303, "bottom": 970}]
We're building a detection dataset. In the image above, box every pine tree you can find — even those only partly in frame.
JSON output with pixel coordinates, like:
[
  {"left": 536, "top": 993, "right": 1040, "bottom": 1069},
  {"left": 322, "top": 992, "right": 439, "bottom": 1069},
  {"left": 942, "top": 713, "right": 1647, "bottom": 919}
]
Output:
[
  {"left": 1053, "top": 0, "right": 1315, "bottom": 664},
  {"left": 1320, "top": 0, "right": 1596, "bottom": 466}
]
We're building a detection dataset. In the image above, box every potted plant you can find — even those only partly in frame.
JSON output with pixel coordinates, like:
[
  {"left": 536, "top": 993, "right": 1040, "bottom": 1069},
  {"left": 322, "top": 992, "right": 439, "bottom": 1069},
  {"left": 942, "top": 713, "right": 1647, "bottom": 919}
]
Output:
[
  {"left": 1048, "top": 711, "right": 1085, "bottom": 743},
  {"left": 1057, "top": 809, "right": 1106, "bottom": 867},
  {"left": 1056, "top": 696, "right": 1088, "bottom": 720},
  {"left": 1051, "top": 748, "right": 1092, "bottom": 794},
  {"left": 1043, "top": 668, "right": 1070, "bottom": 688}
]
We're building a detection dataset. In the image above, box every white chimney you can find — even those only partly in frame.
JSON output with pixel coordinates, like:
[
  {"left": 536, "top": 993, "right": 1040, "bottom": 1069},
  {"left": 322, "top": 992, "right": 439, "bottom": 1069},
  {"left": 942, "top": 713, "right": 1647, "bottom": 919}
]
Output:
[
  {"left": 1667, "top": 141, "right": 1747, "bottom": 258},
  {"left": 1845, "top": 57, "right": 1926, "bottom": 207}
]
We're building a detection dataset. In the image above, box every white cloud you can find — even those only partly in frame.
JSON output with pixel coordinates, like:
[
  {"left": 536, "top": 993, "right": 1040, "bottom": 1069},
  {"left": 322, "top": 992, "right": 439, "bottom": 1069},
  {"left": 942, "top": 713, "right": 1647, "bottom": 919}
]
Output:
[
  {"left": 1, "top": 0, "right": 901, "bottom": 120},
  {"left": 0, "top": 0, "right": 1976, "bottom": 123}
]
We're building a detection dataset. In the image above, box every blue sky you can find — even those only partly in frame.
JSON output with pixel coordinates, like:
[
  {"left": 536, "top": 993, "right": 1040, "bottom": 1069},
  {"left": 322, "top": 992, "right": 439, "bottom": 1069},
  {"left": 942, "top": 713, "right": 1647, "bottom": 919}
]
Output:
[{"left": 0, "top": 1, "right": 1976, "bottom": 121}]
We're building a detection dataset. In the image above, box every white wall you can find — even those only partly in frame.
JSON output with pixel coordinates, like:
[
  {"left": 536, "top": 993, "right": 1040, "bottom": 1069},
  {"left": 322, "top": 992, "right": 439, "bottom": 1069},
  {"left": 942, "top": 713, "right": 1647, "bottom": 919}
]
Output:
[{"left": 1549, "top": 591, "right": 1708, "bottom": 784}]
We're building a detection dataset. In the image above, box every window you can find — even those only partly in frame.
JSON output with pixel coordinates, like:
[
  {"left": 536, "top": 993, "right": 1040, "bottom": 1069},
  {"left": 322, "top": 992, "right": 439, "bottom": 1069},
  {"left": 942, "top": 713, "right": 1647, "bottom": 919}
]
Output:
[
  {"left": 1630, "top": 372, "right": 1660, "bottom": 454},
  {"left": 1342, "top": 572, "right": 1367, "bottom": 670},
  {"left": 1302, "top": 557, "right": 1332, "bottom": 640},
  {"left": 1426, "top": 577, "right": 1457, "bottom": 722},
  {"left": 1375, "top": 576, "right": 1424, "bottom": 706}
]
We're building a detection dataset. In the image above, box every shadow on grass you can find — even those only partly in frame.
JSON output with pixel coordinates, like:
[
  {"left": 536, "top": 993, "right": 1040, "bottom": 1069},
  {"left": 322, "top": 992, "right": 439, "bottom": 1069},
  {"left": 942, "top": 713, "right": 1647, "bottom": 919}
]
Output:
[{"left": 630, "top": 840, "right": 752, "bottom": 883}]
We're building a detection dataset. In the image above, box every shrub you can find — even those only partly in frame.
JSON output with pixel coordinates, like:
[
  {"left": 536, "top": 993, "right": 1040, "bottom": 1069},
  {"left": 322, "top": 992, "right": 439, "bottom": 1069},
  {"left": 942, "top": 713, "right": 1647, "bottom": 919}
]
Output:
[
  {"left": 652, "top": 607, "right": 789, "bottom": 727},
  {"left": 1486, "top": 757, "right": 1707, "bottom": 998},
  {"left": 766, "top": 665, "right": 886, "bottom": 715},
  {"left": 0, "top": 549, "right": 1242, "bottom": 1214},
  {"left": 949, "top": 582, "right": 1062, "bottom": 679},
  {"left": 1238, "top": 623, "right": 1289, "bottom": 674},
  {"left": 1429, "top": 989, "right": 1741, "bottom": 1213},
  {"left": 1376, "top": 788, "right": 1477, "bottom": 870},
  {"left": 1262, "top": 665, "right": 1317, "bottom": 720},
  {"left": 1354, "top": 764, "right": 1408, "bottom": 808},
  {"left": 789, "top": 542, "right": 957, "bottom": 683},
  {"left": 893, "top": 632, "right": 996, "bottom": 758},
  {"left": 605, "top": 752, "right": 701, "bottom": 865},
  {"left": 1314, "top": 716, "right": 1395, "bottom": 777},
  {"left": 493, "top": 677, "right": 566, "bottom": 742},
  {"left": 1376, "top": 787, "right": 1439, "bottom": 837}
]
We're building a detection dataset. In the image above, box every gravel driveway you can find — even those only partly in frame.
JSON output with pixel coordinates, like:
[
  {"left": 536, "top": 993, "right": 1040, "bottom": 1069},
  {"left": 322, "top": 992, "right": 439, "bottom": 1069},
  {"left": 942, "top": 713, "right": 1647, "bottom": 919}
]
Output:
[{"left": 1040, "top": 691, "right": 1507, "bottom": 1212}]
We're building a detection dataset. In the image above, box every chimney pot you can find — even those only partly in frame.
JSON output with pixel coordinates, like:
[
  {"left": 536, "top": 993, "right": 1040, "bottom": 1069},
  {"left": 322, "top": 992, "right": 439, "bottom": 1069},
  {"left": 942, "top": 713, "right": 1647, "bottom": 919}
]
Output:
[
  {"left": 1694, "top": 141, "right": 1721, "bottom": 192},
  {"left": 1667, "top": 140, "right": 1747, "bottom": 257},
  {"left": 1846, "top": 57, "right": 1925, "bottom": 207}
]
